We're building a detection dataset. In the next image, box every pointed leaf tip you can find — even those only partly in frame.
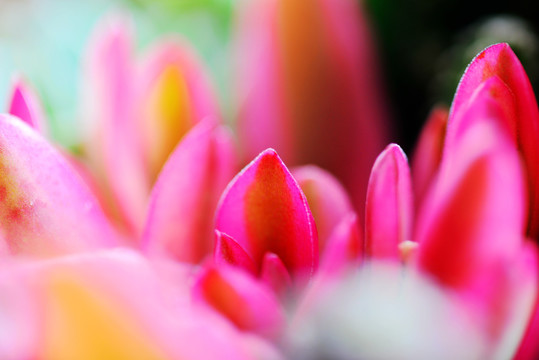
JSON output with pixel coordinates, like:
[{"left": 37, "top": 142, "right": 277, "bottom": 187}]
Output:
[
  {"left": 365, "top": 143, "right": 413, "bottom": 261},
  {"left": 7, "top": 77, "right": 47, "bottom": 134},
  {"left": 214, "top": 231, "right": 257, "bottom": 275},
  {"left": 448, "top": 43, "right": 539, "bottom": 238},
  {"left": 215, "top": 148, "right": 318, "bottom": 281}
]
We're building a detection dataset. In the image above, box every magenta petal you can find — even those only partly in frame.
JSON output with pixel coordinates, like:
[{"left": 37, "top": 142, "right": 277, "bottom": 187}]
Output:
[
  {"left": 292, "top": 165, "right": 353, "bottom": 252},
  {"left": 0, "top": 115, "right": 118, "bottom": 256},
  {"left": 193, "top": 264, "right": 285, "bottom": 338},
  {"left": 416, "top": 100, "right": 526, "bottom": 288},
  {"left": 143, "top": 119, "right": 236, "bottom": 262},
  {"left": 214, "top": 231, "right": 257, "bottom": 275},
  {"left": 215, "top": 149, "right": 318, "bottom": 280},
  {"left": 365, "top": 143, "right": 413, "bottom": 260},
  {"left": 260, "top": 253, "right": 292, "bottom": 295},
  {"left": 7, "top": 77, "right": 47, "bottom": 135},
  {"left": 448, "top": 43, "right": 539, "bottom": 237}
]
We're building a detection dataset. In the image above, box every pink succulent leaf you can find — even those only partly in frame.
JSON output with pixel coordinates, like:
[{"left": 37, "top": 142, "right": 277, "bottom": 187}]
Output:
[
  {"left": 136, "top": 38, "right": 220, "bottom": 182},
  {"left": 447, "top": 43, "right": 539, "bottom": 238},
  {"left": 365, "top": 143, "right": 413, "bottom": 261},
  {"left": 214, "top": 231, "right": 257, "bottom": 275},
  {"left": 260, "top": 252, "right": 292, "bottom": 295},
  {"left": 236, "top": 0, "right": 390, "bottom": 218},
  {"left": 7, "top": 77, "right": 47, "bottom": 135},
  {"left": 193, "top": 264, "right": 285, "bottom": 338},
  {"left": 320, "top": 212, "right": 362, "bottom": 275},
  {"left": 0, "top": 114, "right": 118, "bottom": 256},
  {"left": 215, "top": 149, "right": 318, "bottom": 281},
  {"left": 143, "top": 118, "right": 236, "bottom": 263},
  {"left": 416, "top": 95, "right": 526, "bottom": 289},
  {"left": 292, "top": 165, "right": 354, "bottom": 252},
  {"left": 411, "top": 105, "right": 448, "bottom": 209},
  {"left": 81, "top": 14, "right": 148, "bottom": 236}
]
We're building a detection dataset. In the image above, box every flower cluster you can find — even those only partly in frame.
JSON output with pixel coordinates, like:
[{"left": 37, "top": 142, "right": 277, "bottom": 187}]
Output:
[{"left": 1, "top": 0, "right": 538, "bottom": 359}]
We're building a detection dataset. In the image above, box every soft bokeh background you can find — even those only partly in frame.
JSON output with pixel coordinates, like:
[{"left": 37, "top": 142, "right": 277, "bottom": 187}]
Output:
[{"left": 1, "top": 0, "right": 538, "bottom": 152}]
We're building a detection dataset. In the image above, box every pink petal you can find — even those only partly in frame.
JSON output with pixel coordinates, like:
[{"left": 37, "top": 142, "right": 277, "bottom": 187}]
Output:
[
  {"left": 416, "top": 95, "right": 526, "bottom": 289},
  {"left": 320, "top": 212, "right": 362, "bottom": 275},
  {"left": 0, "top": 114, "right": 118, "bottom": 256},
  {"left": 365, "top": 143, "right": 413, "bottom": 260},
  {"left": 7, "top": 76, "right": 47, "bottom": 135},
  {"left": 81, "top": 14, "right": 148, "bottom": 235},
  {"left": 411, "top": 106, "right": 448, "bottom": 209},
  {"left": 193, "top": 264, "right": 285, "bottom": 338},
  {"left": 236, "top": 0, "right": 390, "bottom": 217},
  {"left": 214, "top": 231, "right": 257, "bottom": 275},
  {"left": 215, "top": 149, "right": 318, "bottom": 280},
  {"left": 143, "top": 119, "right": 236, "bottom": 263},
  {"left": 136, "top": 38, "right": 220, "bottom": 182},
  {"left": 447, "top": 43, "right": 539, "bottom": 237},
  {"left": 292, "top": 165, "right": 353, "bottom": 252},
  {"left": 260, "top": 253, "right": 292, "bottom": 295}
]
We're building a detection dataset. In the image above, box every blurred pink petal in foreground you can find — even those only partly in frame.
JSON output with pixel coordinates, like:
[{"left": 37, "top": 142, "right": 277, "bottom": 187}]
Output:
[
  {"left": 0, "top": 114, "right": 118, "bottom": 256},
  {"left": 0, "top": 249, "right": 282, "bottom": 359},
  {"left": 236, "top": 0, "right": 390, "bottom": 216}
]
